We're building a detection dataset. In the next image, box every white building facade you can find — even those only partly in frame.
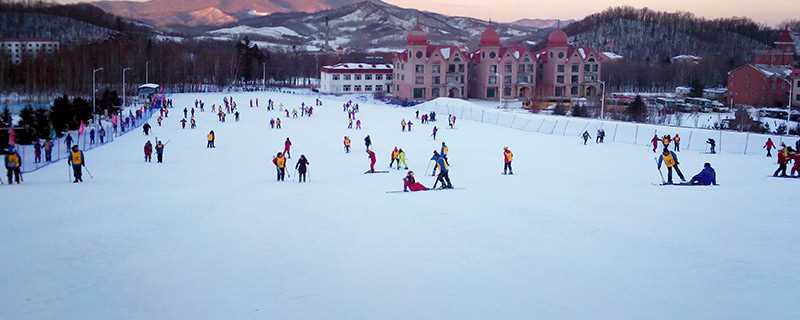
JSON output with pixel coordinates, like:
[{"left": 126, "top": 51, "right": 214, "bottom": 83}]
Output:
[
  {"left": 320, "top": 63, "right": 394, "bottom": 95},
  {"left": 0, "top": 39, "right": 60, "bottom": 64}
]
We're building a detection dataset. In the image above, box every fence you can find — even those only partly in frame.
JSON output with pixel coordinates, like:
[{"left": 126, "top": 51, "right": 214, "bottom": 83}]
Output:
[
  {"left": 415, "top": 101, "right": 800, "bottom": 155},
  {"left": 14, "top": 106, "right": 156, "bottom": 174}
]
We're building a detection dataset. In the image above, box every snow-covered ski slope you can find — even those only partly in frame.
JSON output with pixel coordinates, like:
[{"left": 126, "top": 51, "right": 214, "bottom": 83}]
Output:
[{"left": 2, "top": 91, "right": 798, "bottom": 319}]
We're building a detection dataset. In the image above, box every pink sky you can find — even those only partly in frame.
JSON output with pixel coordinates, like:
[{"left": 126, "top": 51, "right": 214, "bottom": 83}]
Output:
[{"left": 387, "top": 0, "right": 798, "bottom": 26}]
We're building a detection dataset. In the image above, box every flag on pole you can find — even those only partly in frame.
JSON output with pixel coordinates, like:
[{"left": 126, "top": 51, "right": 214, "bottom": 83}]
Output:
[
  {"left": 8, "top": 127, "right": 15, "bottom": 146},
  {"left": 79, "top": 120, "right": 86, "bottom": 135}
]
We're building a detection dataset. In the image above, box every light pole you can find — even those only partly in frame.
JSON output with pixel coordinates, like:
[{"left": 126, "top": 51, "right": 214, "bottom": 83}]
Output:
[
  {"left": 145, "top": 60, "right": 150, "bottom": 84},
  {"left": 262, "top": 62, "right": 266, "bottom": 90},
  {"left": 92, "top": 67, "right": 104, "bottom": 124},
  {"left": 780, "top": 77, "right": 795, "bottom": 136},
  {"left": 599, "top": 80, "right": 606, "bottom": 120},
  {"left": 122, "top": 67, "right": 132, "bottom": 108}
]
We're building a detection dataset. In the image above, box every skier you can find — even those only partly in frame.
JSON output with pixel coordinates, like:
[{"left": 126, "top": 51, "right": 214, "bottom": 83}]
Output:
[
  {"left": 650, "top": 134, "right": 659, "bottom": 152},
  {"left": 449, "top": 115, "right": 456, "bottom": 128},
  {"left": 403, "top": 171, "right": 428, "bottom": 192},
  {"left": 773, "top": 145, "right": 791, "bottom": 177},
  {"left": 764, "top": 138, "right": 775, "bottom": 157},
  {"left": 503, "top": 146, "right": 513, "bottom": 175},
  {"left": 389, "top": 147, "right": 399, "bottom": 168},
  {"left": 284, "top": 138, "right": 292, "bottom": 159},
  {"left": 440, "top": 142, "right": 449, "bottom": 160},
  {"left": 673, "top": 134, "right": 681, "bottom": 152},
  {"left": 364, "top": 135, "right": 372, "bottom": 150},
  {"left": 689, "top": 163, "right": 717, "bottom": 185},
  {"left": 99, "top": 127, "right": 106, "bottom": 144},
  {"left": 270, "top": 118, "right": 275, "bottom": 129},
  {"left": 662, "top": 135, "right": 671, "bottom": 149},
  {"left": 180, "top": 118, "right": 187, "bottom": 129},
  {"left": 432, "top": 126, "right": 438, "bottom": 140},
  {"left": 65, "top": 133, "right": 73, "bottom": 150},
  {"left": 276, "top": 118, "right": 282, "bottom": 129},
  {"left": 432, "top": 151, "right": 453, "bottom": 189},
  {"left": 190, "top": 118, "right": 196, "bottom": 129},
  {"left": 44, "top": 140, "right": 52, "bottom": 162},
  {"left": 657, "top": 148, "right": 686, "bottom": 184},
  {"left": 67, "top": 145, "right": 86, "bottom": 183},
  {"left": 207, "top": 130, "right": 215, "bottom": 148},
  {"left": 397, "top": 148, "right": 408, "bottom": 170},
  {"left": 596, "top": 129, "right": 602, "bottom": 144},
  {"left": 33, "top": 140, "right": 42, "bottom": 163},
  {"left": 183, "top": 107, "right": 188, "bottom": 118},
  {"left": 366, "top": 149, "right": 377, "bottom": 173},
  {"left": 295, "top": 155, "right": 310, "bottom": 183},
  {"left": 430, "top": 151, "right": 440, "bottom": 176},
  {"left": 143, "top": 122, "right": 152, "bottom": 135},
  {"left": 792, "top": 150, "right": 800, "bottom": 176},
  {"left": 235, "top": 111, "right": 240, "bottom": 122},
  {"left": 343, "top": 136, "right": 351, "bottom": 153},
  {"left": 401, "top": 119, "right": 407, "bottom": 132},
  {"left": 144, "top": 140, "right": 153, "bottom": 162},
  {"left": 407, "top": 120, "right": 413, "bottom": 131},
  {"left": 90, "top": 128, "right": 96, "bottom": 144},
  {"left": 706, "top": 138, "right": 716, "bottom": 154},
  {"left": 155, "top": 140, "right": 165, "bottom": 163},
  {"left": 4, "top": 147, "right": 22, "bottom": 184},
  {"left": 415, "top": 110, "right": 420, "bottom": 119},
  {"left": 582, "top": 131, "right": 591, "bottom": 145},
  {"left": 348, "top": 119, "right": 353, "bottom": 129},
  {"left": 356, "top": 119, "right": 362, "bottom": 130},
  {"left": 272, "top": 152, "right": 287, "bottom": 181}
]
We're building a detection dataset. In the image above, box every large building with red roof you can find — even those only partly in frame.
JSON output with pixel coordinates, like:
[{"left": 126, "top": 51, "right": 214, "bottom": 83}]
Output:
[{"left": 727, "top": 29, "right": 799, "bottom": 108}]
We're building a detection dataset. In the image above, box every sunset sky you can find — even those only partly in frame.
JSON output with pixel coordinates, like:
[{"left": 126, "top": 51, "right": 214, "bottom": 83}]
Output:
[{"left": 57, "top": 0, "right": 798, "bottom": 26}]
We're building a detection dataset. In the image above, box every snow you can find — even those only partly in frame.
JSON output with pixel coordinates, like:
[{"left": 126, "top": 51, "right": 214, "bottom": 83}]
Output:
[
  {"left": 440, "top": 47, "right": 451, "bottom": 59},
  {"left": 578, "top": 47, "right": 586, "bottom": 59},
  {"left": 512, "top": 50, "right": 520, "bottom": 59},
  {"left": 322, "top": 63, "right": 392, "bottom": 71},
  {"left": 602, "top": 51, "right": 623, "bottom": 59},
  {"left": 1, "top": 91, "right": 799, "bottom": 319},
  {"left": 247, "top": 9, "right": 271, "bottom": 16},
  {"left": 209, "top": 26, "right": 301, "bottom": 38}
]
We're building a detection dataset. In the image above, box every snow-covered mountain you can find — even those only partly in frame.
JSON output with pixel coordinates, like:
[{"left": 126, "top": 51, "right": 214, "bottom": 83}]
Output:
[
  {"left": 510, "top": 18, "right": 575, "bottom": 29},
  {"left": 193, "top": 0, "right": 545, "bottom": 52}
]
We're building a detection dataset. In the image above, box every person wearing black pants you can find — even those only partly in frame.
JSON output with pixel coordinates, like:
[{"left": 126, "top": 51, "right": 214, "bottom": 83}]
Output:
[{"left": 295, "top": 155, "right": 309, "bottom": 183}]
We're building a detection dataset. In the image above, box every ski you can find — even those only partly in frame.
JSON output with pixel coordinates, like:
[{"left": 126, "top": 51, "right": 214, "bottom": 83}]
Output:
[
  {"left": 364, "top": 170, "right": 390, "bottom": 174},
  {"left": 769, "top": 175, "right": 800, "bottom": 179},
  {"left": 653, "top": 183, "right": 719, "bottom": 186},
  {"left": 386, "top": 187, "right": 464, "bottom": 193}
]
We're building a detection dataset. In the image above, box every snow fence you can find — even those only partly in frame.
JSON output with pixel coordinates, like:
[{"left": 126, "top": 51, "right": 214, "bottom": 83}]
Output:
[{"left": 415, "top": 98, "right": 800, "bottom": 155}]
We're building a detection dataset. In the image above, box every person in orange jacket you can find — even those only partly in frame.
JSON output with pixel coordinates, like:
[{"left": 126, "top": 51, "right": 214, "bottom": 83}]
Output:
[
  {"left": 272, "top": 152, "right": 287, "bottom": 181},
  {"left": 343, "top": 136, "right": 351, "bottom": 153},
  {"left": 503, "top": 146, "right": 514, "bottom": 175}
]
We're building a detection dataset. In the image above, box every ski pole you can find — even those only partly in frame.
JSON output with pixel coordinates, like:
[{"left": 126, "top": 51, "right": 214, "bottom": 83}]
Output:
[{"left": 84, "top": 166, "right": 94, "bottom": 179}]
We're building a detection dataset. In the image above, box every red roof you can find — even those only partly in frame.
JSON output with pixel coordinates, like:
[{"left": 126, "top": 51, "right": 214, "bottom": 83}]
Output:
[
  {"left": 777, "top": 29, "right": 794, "bottom": 43},
  {"left": 546, "top": 29, "right": 568, "bottom": 47},
  {"left": 406, "top": 25, "right": 429, "bottom": 46},
  {"left": 479, "top": 27, "right": 501, "bottom": 46}
]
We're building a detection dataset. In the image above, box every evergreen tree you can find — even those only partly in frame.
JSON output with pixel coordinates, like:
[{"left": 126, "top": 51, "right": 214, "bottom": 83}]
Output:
[
  {"left": 627, "top": 95, "right": 648, "bottom": 122},
  {"left": 689, "top": 79, "right": 704, "bottom": 98}
]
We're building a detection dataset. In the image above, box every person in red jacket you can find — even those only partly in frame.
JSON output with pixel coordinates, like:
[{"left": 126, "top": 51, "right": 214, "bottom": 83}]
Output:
[
  {"left": 791, "top": 151, "right": 800, "bottom": 176},
  {"left": 144, "top": 140, "right": 153, "bottom": 162},
  {"left": 764, "top": 138, "right": 775, "bottom": 157},
  {"left": 367, "top": 149, "right": 377, "bottom": 173},
  {"left": 403, "top": 171, "right": 428, "bottom": 192},
  {"left": 650, "top": 134, "right": 659, "bottom": 153},
  {"left": 284, "top": 138, "right": 292, "bottom": 159},
  {"left": 773, "top": 144, "right": 791, "bottom": 177}
]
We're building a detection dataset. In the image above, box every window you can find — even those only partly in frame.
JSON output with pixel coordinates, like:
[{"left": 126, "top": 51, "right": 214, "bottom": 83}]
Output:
[
  {"left": 364, "top": 74, "right": 372, "bottom": 80},
  {"left": 489, "top": 76, "right": 497, "bottom": 84},
  {"left": 415, "top": 76, "right": 424, "bottom": 85},
  {"left": 584, "top": 64, "right": 590, "bottom": 72},
  {"left": 557, "top": 64, "right": 564, "bottom": 73},
  {"left": 505, "top": 64, "right": 512, "bottom": 73},
  {"left": 504, "top": 76, "right": 512, "bottom": 85},
  {"left": 415, "top": 64, "right": 424, "bottom": 73},
  {"left": 432, "top": 87, "right": 440, "bottom": 97},
  {"left": 354, "top": 85, "right": 361, "bottom": 91},
  {"left": 343, "top": 85, "right": 351, "bottom": 92},
  {"left": 375, "top": 85, "right": 383, "bottom": 92},
  {"left": 365, "top": 85, "right": 373, "bottom": 91},
  {"left": 416, "top": 51, "right": 423, "bottom": 59},
  {"left": 375, "top": 74, "right": 383, "bottom": 80},
  {"left": 433, "top": 76, "right": 441, "bottom": 85},
  {"left": 448, "top": 64, "right": 456, "bottom": 73},
  {"left": 489, "top": 65, "right": 497, "bottom": 73},
  {"left": 571, "top": 75, "right": 579, "bottom": 83},
  {"left": 413, "top": 88, "right": 426, "bottom": 99},
  {"left": 558, "top": 52, "right": 565, "bottom": 59},
  {"left": 592, "top": 64, "right": 599, "bottom": 72},
  {"left": 571, "top": 86, "right": 578, "bottom": 95},
  {"left": 571, "top": 64, "right": 579, "bottom": 73},
  {"left": 487, "top": 87, "right": 496, "bottom": 98},
  {"left": 343, "top": 74, "right": 351, "bottom": 80},
  {"left": 556, "top": 75, "right": 564, "bottom": 84},
  {"left": 504, "top": 87, "right": 512, "bottom": 96},
  {"left": 458, "top": 64, "right": 464, "bottom": 72},
  {"left": 555, "top": 87, "right": 564, "bottom": 97},
  {"left": 354, "top": 74, "right": 362, "bottom": 80},
  {"left": 432, "top": 64, "right": 441, "bottom": 73},
  {"left": 332, "top": 74, "right": 340, "bottom": 80},
  {"left": 528, "top": 64, "right": 535, "bottom": 72},
  {"left": 518, "top": 64, "right": 525, "bottom": 72},
  {"left": 386, "top": 74, "right": 392, "bottom": 80}
]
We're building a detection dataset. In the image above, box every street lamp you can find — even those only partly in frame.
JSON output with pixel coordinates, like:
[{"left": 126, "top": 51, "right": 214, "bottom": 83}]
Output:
[
  {"left": 122, "top": 67, "right": 132, "bottom": 108},
  {"left": 145, "top": 60, "right": 150, "bottom": 84},
  {"left": 780, "top": 77, "right": 795, "bottom": 136},
  {"left": 262, "top": 62, "right": 267, "bottom": 90},
  {"left": 599, "top": 80, "right": 606, "bottom": 120},
  {"left": 92, "top": 67, "right": 104, "bottom": 124}
]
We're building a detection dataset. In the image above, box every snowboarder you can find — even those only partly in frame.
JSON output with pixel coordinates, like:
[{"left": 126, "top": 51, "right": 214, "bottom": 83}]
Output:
[
  {"left": 764, "top": 138, "right": 775, "bottom": 157},
  {"left": 4, "top": 147, "right": 22, "bottom": 184},
  {"left": 706, "top": 138, "right": 716, "bottom": 154},
  {"left": 143, "top": 122, "right": 152, "bottom": 135},
  {"left": 432, "top": 152, "right": 453, "bottom": 189},
  {"left": 657, "top": 148, "right": 686, "bottom": 184},
  {"left": 284, "top": 138, "right": 292, "bottom": 159},
  {"left": 364, "top": 135, "right": 372, "bottom": 150},
  {"left": 273, "top": 152, "right": 287, "bottom": 181},
  {"left": 344, "top": 136, "right": 351, "bottom": 153},
  {"left": 689, "top": 163, "right": 717, "bottom": 185},
  {"left": 67, "top": 145, "right": 85, "bottom": 183},
  {"left": 503, "top": 146, "right": 513, "bottom": 175},
  {"left": 155, "top": 141, "right": 165, "bottom": 163},
  {"left": 432, "top": 126, "right": 438, "bottom": 140},
  {"left": 582, "top": 131, "right": 591, "bottom": 145},
  {"left": 367, "top": 149, "right": 377, "bottom": 173},
  {"left": 673, "top": 134, "right": 681, "bottom": 152},
  {"left": 144, "top": 141, "right": 153, "bottom": 162},
  {"left": 295, "top": 155, "right": 310, "bottom": 183},
  {"left": 773, "top": 145, "right": 792, "bottom": 177},
  {"left": 403, "top": 171, "right": 428, "bottom": 192},
  {"left": 650, "top": 134, "right": 659, "bottom": 152},
  {"left": 207, "top": 131, "right": 215, "bottom": 148}
]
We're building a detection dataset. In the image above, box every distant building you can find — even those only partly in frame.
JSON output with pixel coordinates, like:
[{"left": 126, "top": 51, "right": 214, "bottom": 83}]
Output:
[
  {"left": 0, "top": 39, "right": 59, "bottom": 64},
  {"left": 391, "top": 25, "right": 471, "bottom": 100},
  {"left": 319, "top": 63, "right": 393, "bottom": 95},
  {"left": 727, "top": 29, "right": 799, "bottom": 108},
  {"left": 470, "top": 27, "right": 536, "bottom": 100},
  {"left": 531, "top": 29, "right": 604, "bottom": 101}
]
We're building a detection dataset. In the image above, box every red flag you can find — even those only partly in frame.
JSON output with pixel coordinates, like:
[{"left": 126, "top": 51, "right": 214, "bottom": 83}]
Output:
[
  {"left": 79, "top": 120, "right": 86, "bottom": 135},
  {"left": 8, "top": 128, "right": 14, "bottom": 146}
]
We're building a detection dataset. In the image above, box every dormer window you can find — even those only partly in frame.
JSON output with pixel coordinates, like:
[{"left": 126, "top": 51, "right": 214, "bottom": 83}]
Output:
[
  {"left": 416, "top": 51, "right": 423, "bottom": 59},
  {"left": 489, "top": 51, "right": 496, "bottom": 59}
]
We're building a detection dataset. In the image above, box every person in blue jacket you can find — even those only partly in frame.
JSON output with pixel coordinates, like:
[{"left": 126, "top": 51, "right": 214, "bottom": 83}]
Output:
[
  {"left": 689, "top": 163, "right": 717, "bottom": 185},
  {"left": 432, "top": 152, "right": 453, "bottom": 189}
]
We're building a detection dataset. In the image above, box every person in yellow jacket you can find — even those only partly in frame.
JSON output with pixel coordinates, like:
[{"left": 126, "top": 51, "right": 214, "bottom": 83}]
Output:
[
  {"left": 396, "top": 148, "right": 408, "bottom": 170},
  {"left": 389, "top": 147, "right": 399, "bottom": 168},
  {"left": 657, "top": 148, "right": 686, "bottom": 184},
  {"left": 207, "top": 130, "right": 215, "bottom": 148},
  {"left": 4, "top": 146, "right": 22, "bottom": 184},
  {"left": 272, "top": 152, "right": 287, "bottom": 181},
  {"left": 343, "top": 136, "right": 351, "bottom": 153},
  {"left": 503, "top": 146, "right": 514, "bottom": 175},
  {"left": 67, "top": 145, "right": 85, "bottom": 183}
]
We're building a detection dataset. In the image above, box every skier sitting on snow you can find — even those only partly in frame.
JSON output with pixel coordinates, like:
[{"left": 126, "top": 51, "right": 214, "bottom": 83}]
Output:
[
  {"left": 689, "top": 163, "right": 717, "bottom": 185},
  {"left": 658, "top": 148, "right": 686, "bottom": 184},
  {"left": 403, "top": 171, "right": 428, "bottom": 192}
]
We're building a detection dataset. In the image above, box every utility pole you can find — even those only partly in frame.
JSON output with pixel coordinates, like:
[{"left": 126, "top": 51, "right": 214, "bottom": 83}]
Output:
[
  {"left": 599, "top": 80, "right": 606, "bottom": 120},
  {"left": 262, "top": 62, "right": 266, "bottom": 90},
  {"left": 145, "top": 60, "right": 150, "bottom": 83},
  {"left": 122, "top": 67, "right": 132, "bottom": 108},
  {"left": 92, "top": 67, "right": 104, "bottom": 124}
]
